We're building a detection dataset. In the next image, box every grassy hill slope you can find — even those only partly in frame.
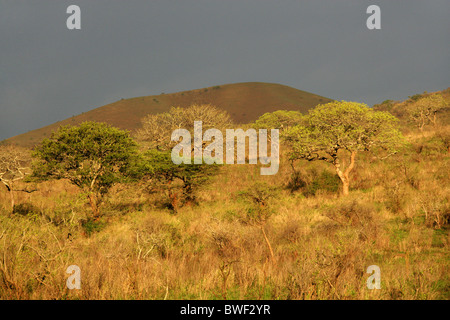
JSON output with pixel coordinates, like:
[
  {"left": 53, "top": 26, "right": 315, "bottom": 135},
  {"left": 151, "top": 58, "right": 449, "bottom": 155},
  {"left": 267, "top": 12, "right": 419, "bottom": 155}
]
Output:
[
  {"left": 0, "top": 89, "right": 450, "bottom": 298},
  {"left": 0, "top": 87, "right": 449, "bottom": 300},
  {"left": 2, "top": 82, "right": 332, "bottom": 148},
  {"left": 373, "top": 87, "right": 450, "bottom": 125}
]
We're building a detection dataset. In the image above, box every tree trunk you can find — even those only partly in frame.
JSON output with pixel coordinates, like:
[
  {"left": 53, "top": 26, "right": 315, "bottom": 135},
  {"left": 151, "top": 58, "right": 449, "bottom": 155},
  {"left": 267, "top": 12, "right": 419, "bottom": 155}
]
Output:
[
  {"left": 260, "top": 225, "right": 275, "bottom": 263},
  {"left": 1, "top": 182, "right": 14, "bottom": 213},
  {"left": 10, "top": 189, "right": 15, "bottom": 213},
  {"left": 335, "top": 151, "right": 357, "bottom": 196},
  {"left": 420, "top": 114, "right": 427, "bottom": 131},
  {"left": 169, "top": 190, "right": 179, "bottom": 212},
  {"left": 342, "top": 181, "right": 350, "bottom": 196},
  {"left": 167, "top": 180, "right": 179, "bottom": 212},
  {"left": 335, "top": 170, "right": 350, "bottom": 196},
  {"left": 88, "top": 193, "right": 100, "bottom": 220}
]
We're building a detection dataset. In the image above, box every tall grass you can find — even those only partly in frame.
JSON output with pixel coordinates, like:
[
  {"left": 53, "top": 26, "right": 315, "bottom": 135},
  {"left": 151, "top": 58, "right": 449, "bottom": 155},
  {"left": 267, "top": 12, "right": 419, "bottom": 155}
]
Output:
[{"left": 0, "top": 125, "right": 448, "bottom": 300}]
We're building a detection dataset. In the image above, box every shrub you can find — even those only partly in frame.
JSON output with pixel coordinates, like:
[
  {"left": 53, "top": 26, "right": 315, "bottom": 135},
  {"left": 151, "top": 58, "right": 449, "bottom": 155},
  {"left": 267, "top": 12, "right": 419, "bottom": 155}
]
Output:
[
  {"left": 81, "top": 218, "right": 107, "bottom": 236},
  {"left": 408, "top": 94, "right": 423, "bottom": 102},
  {"left": 286, "top": 171, "right": 306, "bottom": 192},
  {"left": 304, "top": 170, "right": 341, "bottom": 197},
  {"left": 287, "top": 168, "right": 340, "bottom": 196},
  {"left": 12, "top": 203, "right": 40, "bottom": 217}
]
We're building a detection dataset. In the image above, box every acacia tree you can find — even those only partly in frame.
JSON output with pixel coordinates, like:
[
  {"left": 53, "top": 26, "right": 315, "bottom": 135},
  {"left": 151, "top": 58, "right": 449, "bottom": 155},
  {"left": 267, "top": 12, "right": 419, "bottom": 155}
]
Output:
[
  {"left": 135, "top": 104, "right": 228, "bottom": 209},
  {"left": 139, "top": 149, "right": 219, "bottom": 211},
  {"left": 283, "top": 101, "right": 405, "bottom": 196},
  {"left": 408, "top": 94, "right": 448, "bottom": 130},
  {"left": 136, "top": 104, "right": 233, "bottom": 150},
  {"left": 32, "top": 122, "right": 138, "bottom": 219},
  {"left": 252, "top": 110, "right": 304, "bottom": 145},
  {"left": 253, "top": 110, "right": 304, "bottom": 132},
  {"left": 0, "top": 145, "right": 33, "bottom": 212}
]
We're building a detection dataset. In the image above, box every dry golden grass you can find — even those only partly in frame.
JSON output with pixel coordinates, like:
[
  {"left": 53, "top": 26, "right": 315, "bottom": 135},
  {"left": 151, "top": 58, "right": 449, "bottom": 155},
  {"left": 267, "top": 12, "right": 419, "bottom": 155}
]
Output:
[{"left": 0, "top": 123, "right": 449, "bottom": 300}]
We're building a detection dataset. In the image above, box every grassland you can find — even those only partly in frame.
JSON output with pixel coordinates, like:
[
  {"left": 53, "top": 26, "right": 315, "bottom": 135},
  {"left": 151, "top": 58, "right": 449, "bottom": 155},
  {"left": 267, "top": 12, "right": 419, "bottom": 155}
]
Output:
[{"left": 0, "top": 90, "right": 448, "bottom": 300}]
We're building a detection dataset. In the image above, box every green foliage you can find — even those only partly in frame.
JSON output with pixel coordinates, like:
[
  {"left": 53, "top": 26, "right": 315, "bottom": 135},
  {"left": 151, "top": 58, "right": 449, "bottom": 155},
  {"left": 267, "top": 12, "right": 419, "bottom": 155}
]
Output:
[
  {"left": 144, "top": 150, "right": 218, "bottom": 186},
  {"left": 409, "top": 94, "right": 423, "bottom": 102},
  {"left": 32, "top": 122, "right": 138, "bottom": 217},
  {"left": 287, "top": 169, "right": 340, "bottom": 196},
  {"left": 32, "top": 121, "right": 138, "bottom": 191},
  {"left": 286, "top": 171, "right": 306, "bottom": 192},
  {"left": 81, "top": 218, "right": 107, "bottom": 237},
  {"left": 432, "top": 229, "right": 447, "bottom": 247},
  {"left": 253, "top": 110, "right": 303, "bottom": 132},
  {"left": 284, "top": 101, "right": 405, "bottom": 159},
  {"left": 282, "top": 101, "right": 406, "bottom": 195},
  {"left": 304, "top": 170, "right": 341, "bottom": 197},
  {"left": 12, "top": 203, "right": 41, "bottom": 217},
  {"left": 142, "top": 149, "right": 220, "bottom": 208},
  {"left": 377, "top": 100, "right": 394, "bottom": 111}
]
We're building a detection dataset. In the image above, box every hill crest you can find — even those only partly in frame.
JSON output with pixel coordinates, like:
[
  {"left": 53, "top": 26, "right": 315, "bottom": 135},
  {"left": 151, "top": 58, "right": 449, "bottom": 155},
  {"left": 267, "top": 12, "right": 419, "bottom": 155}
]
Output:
[{"left": 2, "top": 82, "right": 332, "bottom": 148}]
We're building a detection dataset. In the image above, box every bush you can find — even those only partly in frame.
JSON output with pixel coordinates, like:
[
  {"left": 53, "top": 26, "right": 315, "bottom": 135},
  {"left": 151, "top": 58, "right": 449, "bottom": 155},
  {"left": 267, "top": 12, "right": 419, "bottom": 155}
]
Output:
[
  {"left": 408, "top": 94, "right": 423, "bottom": 102},
  {"left": 286, "top": 171, "right": 306, "bottom": 192},
  {"left": 304, "top": 170, "right": 341, "bottom": 196},
  {"left": 13, "top": 203, "right": 41, "bottom": 217},
  {"left": 286, "top": 168, "right": 341, "bottom": 196},
  {"left": 237, "top": 182, "right": 278, "bottom": 225},
  {"left": 81, "top": 218, "right": 107, "bottom": 237}
]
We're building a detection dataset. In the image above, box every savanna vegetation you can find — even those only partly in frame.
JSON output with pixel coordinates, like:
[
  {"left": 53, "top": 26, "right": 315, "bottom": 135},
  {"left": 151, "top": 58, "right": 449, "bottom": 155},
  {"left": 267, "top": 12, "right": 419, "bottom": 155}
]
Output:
[{"left": 0, "top": 92, "right": 449, "bottom": 300}]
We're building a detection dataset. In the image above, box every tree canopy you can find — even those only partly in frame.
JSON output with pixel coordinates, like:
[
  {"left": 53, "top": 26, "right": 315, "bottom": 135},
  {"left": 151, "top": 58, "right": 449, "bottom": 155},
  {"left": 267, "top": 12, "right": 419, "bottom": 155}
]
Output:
[
  {"left": 140, "top": 149, "right": 220, "bottom": 211},
  {"left": 283, "top": 101, "right": 406, "bottom": 195},
  {"left": 32, "top": 121, "right": 138, "bottom": 218},
  {"left": 408, "top": 94, "right": 448, "bottom": 130},
  {"left": 0, "top": 145, "right": 33, "bottom": 211},
  {"left": 136, "top": 104, "right": 233, "bottom": 150},
  {"left": 253, "top": 110, "right": 304, "bottom": 132}
]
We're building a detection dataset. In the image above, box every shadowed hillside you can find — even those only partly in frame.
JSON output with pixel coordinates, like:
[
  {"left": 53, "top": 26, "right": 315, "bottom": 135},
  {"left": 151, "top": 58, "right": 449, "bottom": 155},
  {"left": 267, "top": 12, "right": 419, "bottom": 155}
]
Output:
[{"left": 2, "top": 82, "right": 332, "bottom": 148}]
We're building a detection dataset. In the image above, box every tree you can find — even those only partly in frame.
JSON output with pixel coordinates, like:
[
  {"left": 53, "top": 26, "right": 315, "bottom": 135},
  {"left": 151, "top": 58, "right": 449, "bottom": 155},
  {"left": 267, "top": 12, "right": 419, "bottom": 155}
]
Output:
[
  {"left": 32, "top": 122, "right": 138, "bottom": 219},
  {"left": 283, "top": 101, "right": 405, "bottom": 196},
  {"left": 408, "top": 94, "right": 448, "bottom": 130},
  {"left": 253, "top": 110, "right": 304, "bottom": 132},
  {"left": 134, "top": 104, "right": 229, "bottom": 210},
  {"left": 0, "top": 145, "right": 33, "bottom": 212},
  {"left": 141, "top": 149, "right": 219, "bottom": 211},
  {"left": 136, "top": 104, "right": 233, "bottom": 150},
  {"left": 252, "top": 110, "right": 304, "bottom": 145}
]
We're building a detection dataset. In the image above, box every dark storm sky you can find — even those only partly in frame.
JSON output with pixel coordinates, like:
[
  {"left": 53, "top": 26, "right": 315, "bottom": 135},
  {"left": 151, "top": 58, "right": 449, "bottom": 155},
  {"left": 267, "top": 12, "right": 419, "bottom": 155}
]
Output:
[{"left": 0, "top": 0, "right": 449, "bottom": 141}]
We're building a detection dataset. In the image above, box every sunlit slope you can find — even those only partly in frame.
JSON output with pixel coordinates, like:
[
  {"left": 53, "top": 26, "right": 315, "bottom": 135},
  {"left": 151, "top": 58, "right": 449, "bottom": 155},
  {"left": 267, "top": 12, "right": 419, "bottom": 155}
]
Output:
[{"left": 3, "top": 82, "right": 332, "bottom": 148}]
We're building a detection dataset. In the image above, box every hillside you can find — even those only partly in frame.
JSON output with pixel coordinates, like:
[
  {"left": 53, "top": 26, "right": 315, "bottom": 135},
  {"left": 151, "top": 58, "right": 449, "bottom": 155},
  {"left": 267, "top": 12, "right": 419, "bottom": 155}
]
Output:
[
  {"left": 2, "top": 82, "right": 332, "bottom": 148},
  {"left": 373, "top": 87, "right": 450, "bottom": 125},
  {"left": 0, "top": 89, "right": 449, "bottom": 300}
]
